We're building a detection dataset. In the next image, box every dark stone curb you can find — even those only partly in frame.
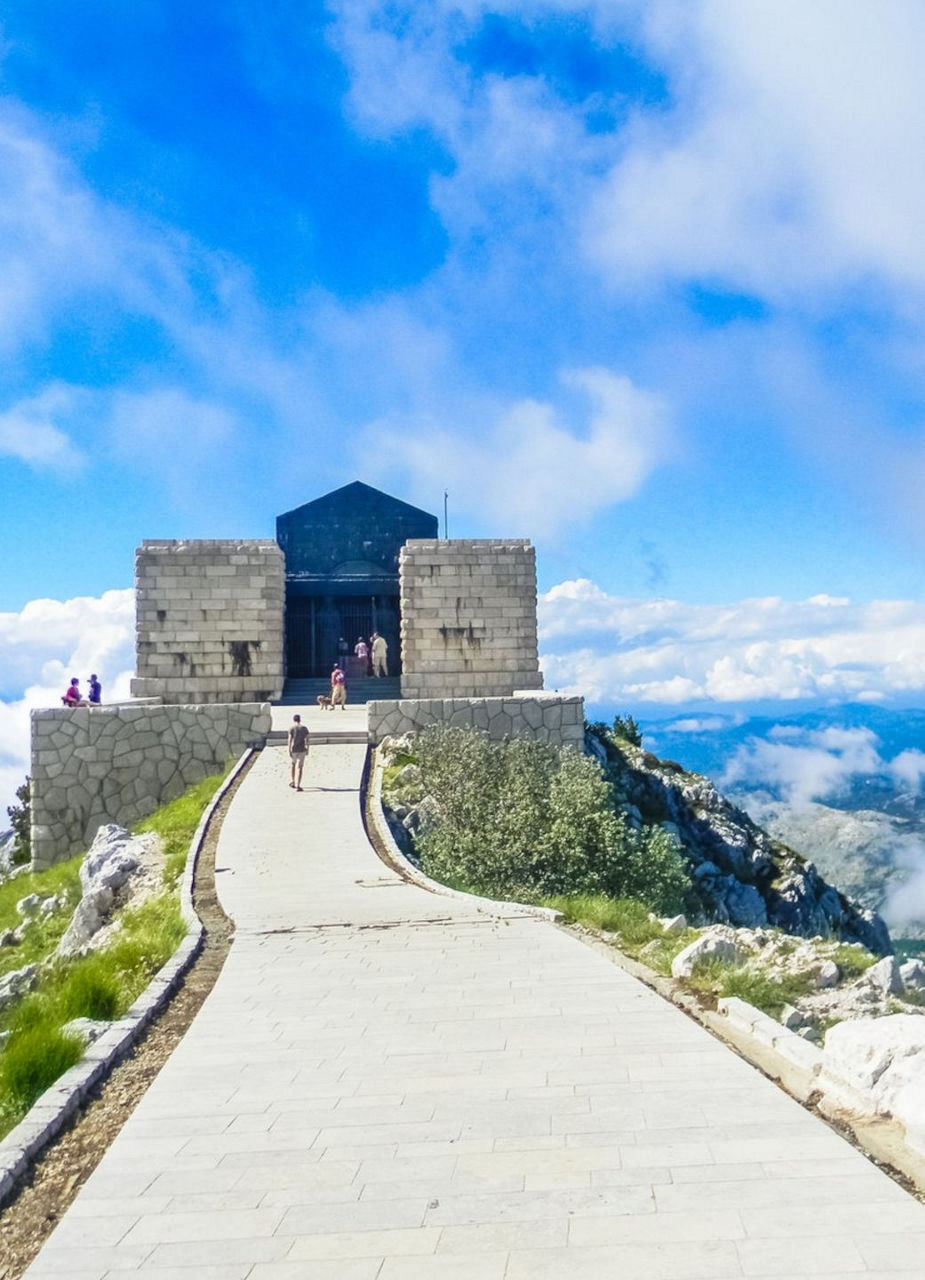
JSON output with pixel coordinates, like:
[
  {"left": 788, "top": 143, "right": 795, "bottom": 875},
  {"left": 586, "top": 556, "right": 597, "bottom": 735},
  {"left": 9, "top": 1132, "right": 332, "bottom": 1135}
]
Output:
[{"left": 0, "top": 747, "right": 255, "bottom": 1208}]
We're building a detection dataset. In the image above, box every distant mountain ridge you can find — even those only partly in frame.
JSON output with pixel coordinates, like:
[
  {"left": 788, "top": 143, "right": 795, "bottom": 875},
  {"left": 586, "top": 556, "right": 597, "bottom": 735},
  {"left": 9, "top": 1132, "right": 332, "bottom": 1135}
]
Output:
[{"left": 631, "top": 703, "right": 925, "bottom": 936}]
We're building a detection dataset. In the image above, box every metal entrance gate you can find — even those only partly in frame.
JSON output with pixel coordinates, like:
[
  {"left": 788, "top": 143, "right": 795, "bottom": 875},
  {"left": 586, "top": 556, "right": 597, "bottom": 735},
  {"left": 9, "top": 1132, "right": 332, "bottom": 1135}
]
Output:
[{"left": 285, "top": 595, "right": 395, "bottom": 677}]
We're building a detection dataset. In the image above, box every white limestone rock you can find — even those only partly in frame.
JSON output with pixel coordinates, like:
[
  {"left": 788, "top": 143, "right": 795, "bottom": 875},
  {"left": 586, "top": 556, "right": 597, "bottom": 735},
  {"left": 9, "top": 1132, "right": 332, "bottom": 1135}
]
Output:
[
  {"left": 863, "top": 955, "right": 904, "bottom": 998},
  {"left": 80, "top": 824, "right": 141, "bottom": 894},
  {"left": 16, "top": 893, "right": 41, "bottom": 918},
  {"left": 0, "top": 963, "right": 38, "bottom": 1011},
  {"left": 57, "top": 885, "right": 114, "bottom": 958},
  {"left": 813, "top": 959, "right": 840, "bottom": 989},
  {"left": 822, "top": 1015, "right": 925, "bottom": 1151},
  {"left": 780, "top": 1003, "right": 806, "bottom": 1030},
  {"left": 900, "top": 960, "right": 925, "bottom": 991},
  {"left": 63, "top": 1017, "right": 109, "bottom": 1045},
  {"left": 57, "top": 824, "right": 157, "bottom": 959},
  {"left": 661, "top": 914, "right": 687, "bottom": 936},
  {"left": 671, "top": 926, "right": 741, "bottom": 979}
]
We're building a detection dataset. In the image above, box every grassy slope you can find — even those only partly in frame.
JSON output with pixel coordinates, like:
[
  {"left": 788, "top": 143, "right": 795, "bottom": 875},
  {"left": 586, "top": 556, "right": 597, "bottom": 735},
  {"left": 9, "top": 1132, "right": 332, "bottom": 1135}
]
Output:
[{"left": 0, "top": 770, "right": 225, "bottom": 1138}]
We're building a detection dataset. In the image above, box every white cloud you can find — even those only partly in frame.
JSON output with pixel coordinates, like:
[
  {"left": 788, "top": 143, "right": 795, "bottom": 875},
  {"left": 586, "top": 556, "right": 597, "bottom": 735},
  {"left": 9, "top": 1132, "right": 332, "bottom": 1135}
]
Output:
[
  {"left": 891, "top": 750, "right": 925, "bottom": 796},
  {"left": 881, "top": 838, "right": 925, "bottom": 929},
  {"left": 107, "top": 388, "right": 237, "bottom": 504},
  {"left": 0, "top": 590, "right": 135, "bottom": 818},
  {"left": 722, "top": 727, "right": 883, "bottom": 809},
  {"left": 586, "top": 0, "right": 925, "bottom": 301},
  {"left": 365, "top": 367, "right": 672, "bottom": 537},
  {"left": 0, "top": 384, "right": 85, "bottom": 470},
  {"left": 538, "top": 580, "right": 925, "bottom": 704}
]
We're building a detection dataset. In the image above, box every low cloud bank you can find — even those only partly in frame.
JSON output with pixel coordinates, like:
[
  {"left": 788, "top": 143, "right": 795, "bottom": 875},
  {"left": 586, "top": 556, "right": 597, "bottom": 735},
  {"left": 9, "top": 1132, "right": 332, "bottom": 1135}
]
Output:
[
  {"left": 540, "top": 580, "right": 925, "bottom": 706},
  {"left": 4, "top": 578, "right": 925, "bottom": 832}
]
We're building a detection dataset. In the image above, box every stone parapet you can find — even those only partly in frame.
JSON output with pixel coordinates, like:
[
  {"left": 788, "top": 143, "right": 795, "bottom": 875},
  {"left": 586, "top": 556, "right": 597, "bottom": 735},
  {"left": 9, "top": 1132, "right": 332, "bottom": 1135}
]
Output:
[
  {"left": 399, "top": 538, "right": 542, "bottom": 699},
  {"left": 133, "top": 539, "right": 284, "bottom": 703},
  {"left": 367, "top": 694, "right": 584, "bottom": 749},
  {"left": 30, "top": 702, "right": 272, "bottom": 868}
]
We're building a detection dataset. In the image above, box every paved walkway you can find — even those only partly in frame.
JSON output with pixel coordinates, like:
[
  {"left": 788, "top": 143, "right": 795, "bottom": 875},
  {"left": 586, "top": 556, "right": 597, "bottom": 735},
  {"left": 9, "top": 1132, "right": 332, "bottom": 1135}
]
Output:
[{"left": 24, "top": 743, "right": 925, "bottom": 1278}]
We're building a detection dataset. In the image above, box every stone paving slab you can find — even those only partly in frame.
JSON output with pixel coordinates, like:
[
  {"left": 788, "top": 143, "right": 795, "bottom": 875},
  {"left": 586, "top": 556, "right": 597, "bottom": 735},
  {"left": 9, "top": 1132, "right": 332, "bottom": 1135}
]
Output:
[{"left": 23, "top": 741, "right": 925, "bottom": 1277}]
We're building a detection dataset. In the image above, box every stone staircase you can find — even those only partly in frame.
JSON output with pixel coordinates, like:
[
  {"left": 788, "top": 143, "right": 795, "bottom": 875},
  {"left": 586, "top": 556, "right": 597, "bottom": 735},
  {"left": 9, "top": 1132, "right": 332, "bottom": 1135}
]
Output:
[{"left": 276, "top": 677, "right": 401, "bottom": 705}]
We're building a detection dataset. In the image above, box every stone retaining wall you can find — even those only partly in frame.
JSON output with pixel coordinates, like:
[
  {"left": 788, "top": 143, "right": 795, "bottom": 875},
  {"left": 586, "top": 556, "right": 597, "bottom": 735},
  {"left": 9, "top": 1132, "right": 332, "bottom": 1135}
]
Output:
[
  {"left": 399, "top": 539, "right": 543, "bottom": 698},
  {"left": 367, "top": 695, "right": 584, "bottom": 749},
  {"left": 30, "top": 703, "right": 272, "bottom": 869},
  {"left": 131, "top": 540, "right": 285, "bottom": 703}
]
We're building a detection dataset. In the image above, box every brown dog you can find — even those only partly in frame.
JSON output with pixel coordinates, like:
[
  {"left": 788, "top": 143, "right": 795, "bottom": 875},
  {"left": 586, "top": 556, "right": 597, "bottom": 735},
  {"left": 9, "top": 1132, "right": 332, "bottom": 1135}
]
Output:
[{"left": 316, "top": 694, "right": 333, "bottom": 711}]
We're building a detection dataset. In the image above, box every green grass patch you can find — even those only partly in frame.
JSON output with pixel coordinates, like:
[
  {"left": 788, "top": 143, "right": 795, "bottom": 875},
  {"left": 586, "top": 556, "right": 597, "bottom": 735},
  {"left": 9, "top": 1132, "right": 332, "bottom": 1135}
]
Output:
[
  {"left": 0, "top": 855, "right": 83, "bottom": 981},
  {"left": 0, "top": 1025, "right": 83, "bottom": 1122},
  {"left": 830, "top": 943, "right": 876, "bottom": 980},
  {"left": 686, "top": 957, "right": 813, "bottom": 1017},
  {"left": 545, "top": 894, "right": 665, "bottom": 944},
  {"left": 0, "top": 770, "right": 223, "bottom": 1139},
  {"left": 543, "top": 895, "right": 700, "bottom": 977},
  {"left": 135, "top": 770, "right": 226, "bottom": 887}
]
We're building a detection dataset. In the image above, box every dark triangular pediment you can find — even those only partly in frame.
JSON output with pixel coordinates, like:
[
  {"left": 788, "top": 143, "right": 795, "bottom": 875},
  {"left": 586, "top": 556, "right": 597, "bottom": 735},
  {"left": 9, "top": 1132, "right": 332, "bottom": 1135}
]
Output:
[
  {"left": 277, "top": 481, "right": 436, "bottom": 528},
  {"left": 276, "top": 481, "right": 438, "bottom": 581}
]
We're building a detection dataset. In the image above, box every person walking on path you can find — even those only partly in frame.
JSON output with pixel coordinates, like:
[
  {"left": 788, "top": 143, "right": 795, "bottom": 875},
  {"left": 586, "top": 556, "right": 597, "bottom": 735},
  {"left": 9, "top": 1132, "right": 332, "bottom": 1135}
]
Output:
[
  {"left": 371, "top": 631, "right": 388, "bottom": 677},
  {"left": 331, "top": 663, "right": 347, "bottom": 709},
  {"left": 287, "top": 714, "right": 310, "bottom": 789}
]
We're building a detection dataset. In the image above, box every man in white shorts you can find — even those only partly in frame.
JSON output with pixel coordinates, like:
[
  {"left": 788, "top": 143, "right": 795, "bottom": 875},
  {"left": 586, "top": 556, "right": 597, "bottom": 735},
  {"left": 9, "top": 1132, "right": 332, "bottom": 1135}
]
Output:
[{"left": 288, "top": 714, "right": 310, "bottom": 790}]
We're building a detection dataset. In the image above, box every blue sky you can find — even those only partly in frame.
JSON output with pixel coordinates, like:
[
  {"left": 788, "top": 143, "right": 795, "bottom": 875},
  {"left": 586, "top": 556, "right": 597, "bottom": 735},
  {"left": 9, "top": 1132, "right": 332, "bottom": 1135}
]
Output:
[{"left": 2, "top": 1, "right": 925, "bottom": 805}]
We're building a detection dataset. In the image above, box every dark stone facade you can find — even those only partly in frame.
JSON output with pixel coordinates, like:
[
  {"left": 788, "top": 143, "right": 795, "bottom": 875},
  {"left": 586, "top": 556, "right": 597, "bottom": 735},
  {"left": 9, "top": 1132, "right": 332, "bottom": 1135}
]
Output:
[{"left": 276, "top": 481, "right": 438, "bottom": 678}]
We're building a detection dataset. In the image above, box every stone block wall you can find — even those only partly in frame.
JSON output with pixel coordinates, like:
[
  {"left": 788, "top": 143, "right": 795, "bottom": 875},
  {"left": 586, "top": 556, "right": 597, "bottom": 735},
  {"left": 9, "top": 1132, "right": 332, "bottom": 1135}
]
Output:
[
  {"left": 131, "top": 540, "right": 285, "bottom": 703},
  {"left": 368, "top": 695, "right": 584, "bottom": 750},
  {"left": 399, "top": 539, "right": 543, "bottom": 698},
  {"left": 30, "top": 703, "right": 272, "bottom": 869}
]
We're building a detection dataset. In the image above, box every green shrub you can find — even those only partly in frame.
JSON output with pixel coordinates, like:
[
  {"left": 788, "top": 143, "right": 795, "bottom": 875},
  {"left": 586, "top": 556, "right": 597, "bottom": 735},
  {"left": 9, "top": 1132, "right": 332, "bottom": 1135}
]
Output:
[
  {"left": 612, "top": 714, "right": 643, "bottom": 747},
  {"left": 6, "top": 777, "right": 32, "bottom": 865},
  {"left": 412, "top": 727, "right": 691, "bottom": 914}
]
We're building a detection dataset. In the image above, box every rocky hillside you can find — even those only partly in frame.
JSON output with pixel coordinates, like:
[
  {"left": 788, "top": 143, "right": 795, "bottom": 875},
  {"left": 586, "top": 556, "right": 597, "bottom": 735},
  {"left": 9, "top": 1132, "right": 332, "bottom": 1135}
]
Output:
[{"left": 587, "top": 728, "right": 891, "bottom": 955}]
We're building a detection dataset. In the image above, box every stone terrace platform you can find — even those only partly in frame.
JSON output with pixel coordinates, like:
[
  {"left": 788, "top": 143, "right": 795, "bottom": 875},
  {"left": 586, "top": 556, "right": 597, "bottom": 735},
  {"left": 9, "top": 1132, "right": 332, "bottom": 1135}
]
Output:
[{"left": 24, "top": 743, "right": 925, "bottom": 1278}]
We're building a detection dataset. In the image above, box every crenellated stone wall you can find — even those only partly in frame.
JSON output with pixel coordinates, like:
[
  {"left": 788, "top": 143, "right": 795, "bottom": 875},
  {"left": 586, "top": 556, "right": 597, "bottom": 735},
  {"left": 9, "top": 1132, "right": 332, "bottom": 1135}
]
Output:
[
  {"left": 30, "top": 703, "right": 271, "bottom": 869},
  {"left": 399, "top": 539, "right": 543, "bottom": 699},
  {"left": 368, "top": 694, "right": 583, "bottom": 750},
  {"left": 131, "top": 540, "right": 285, "bottom": 704}
]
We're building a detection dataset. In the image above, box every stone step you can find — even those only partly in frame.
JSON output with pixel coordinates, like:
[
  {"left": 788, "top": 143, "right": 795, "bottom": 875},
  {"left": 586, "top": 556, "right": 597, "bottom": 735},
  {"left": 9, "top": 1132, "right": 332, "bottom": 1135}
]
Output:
[
  {"left": 268, "top": 730, "right": 368, "bottom": 745},
  {"left": 277, "top": 677, "right": 401, "bottom": 706}
]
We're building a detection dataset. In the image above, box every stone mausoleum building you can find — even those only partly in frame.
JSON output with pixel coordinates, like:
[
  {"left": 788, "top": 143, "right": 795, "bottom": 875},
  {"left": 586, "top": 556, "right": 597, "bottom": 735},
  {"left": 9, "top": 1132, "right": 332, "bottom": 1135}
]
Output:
[{"left": 30, "top": 481, "right": 582, "bottom": 867}]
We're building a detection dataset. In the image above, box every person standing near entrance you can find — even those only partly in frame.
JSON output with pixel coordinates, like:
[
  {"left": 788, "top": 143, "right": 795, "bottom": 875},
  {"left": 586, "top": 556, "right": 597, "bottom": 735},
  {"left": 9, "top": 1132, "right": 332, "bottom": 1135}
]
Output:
[
  {"left": 288, "top": 714, "right": 310, "bottom": 790},
  {"left": 331, "top": 663, "right": 347, "bottom": 709},
  {"left": 371, "top": 632, "right": 388, "bottom": 677}
]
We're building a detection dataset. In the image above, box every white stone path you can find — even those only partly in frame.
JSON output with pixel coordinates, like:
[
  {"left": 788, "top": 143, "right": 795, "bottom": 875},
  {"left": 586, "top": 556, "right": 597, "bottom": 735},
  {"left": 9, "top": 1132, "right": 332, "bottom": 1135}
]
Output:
[{"left": 24, "top": 743, "right": 925, "bottom": 1279}]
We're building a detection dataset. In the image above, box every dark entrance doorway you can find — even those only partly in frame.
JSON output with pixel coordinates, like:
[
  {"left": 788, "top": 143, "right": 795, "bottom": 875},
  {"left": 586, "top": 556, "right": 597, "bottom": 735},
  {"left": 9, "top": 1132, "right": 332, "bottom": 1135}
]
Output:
[
  {"left": 285, "top": 594, "right": 396, "bottom": 678},
  {"left": 277, "top": 481, "right": 438, "bottom": 685}
]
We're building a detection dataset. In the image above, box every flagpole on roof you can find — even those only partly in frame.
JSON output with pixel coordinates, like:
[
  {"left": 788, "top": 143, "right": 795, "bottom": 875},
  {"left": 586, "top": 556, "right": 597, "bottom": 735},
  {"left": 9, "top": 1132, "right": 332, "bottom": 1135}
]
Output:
[{"left": 443, "top": 490, "right": 449, "bottom": 540}]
